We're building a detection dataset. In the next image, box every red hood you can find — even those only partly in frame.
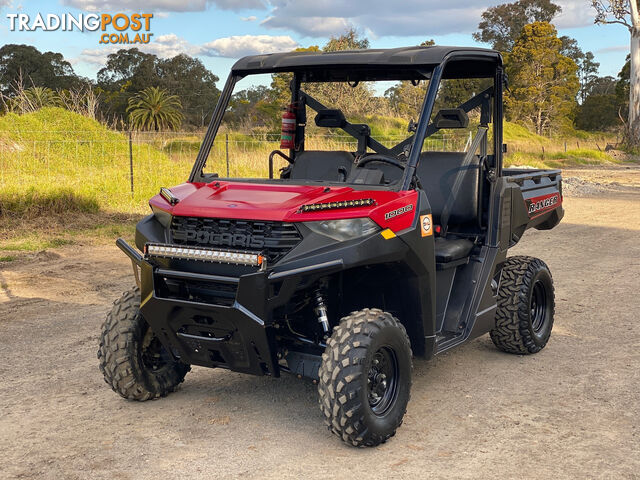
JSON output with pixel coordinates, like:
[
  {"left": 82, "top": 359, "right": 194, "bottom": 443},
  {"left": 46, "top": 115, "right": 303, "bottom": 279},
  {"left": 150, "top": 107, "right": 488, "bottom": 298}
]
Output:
[{"left": 150, "top": 181, "right": 418, "bottom": 232}]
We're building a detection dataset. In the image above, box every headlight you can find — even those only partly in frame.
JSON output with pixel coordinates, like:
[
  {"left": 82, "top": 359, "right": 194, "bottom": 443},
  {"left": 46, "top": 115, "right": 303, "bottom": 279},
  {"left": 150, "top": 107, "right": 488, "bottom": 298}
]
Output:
[{"left": 306, "top": 218, "right": 380, "bottom": 242}]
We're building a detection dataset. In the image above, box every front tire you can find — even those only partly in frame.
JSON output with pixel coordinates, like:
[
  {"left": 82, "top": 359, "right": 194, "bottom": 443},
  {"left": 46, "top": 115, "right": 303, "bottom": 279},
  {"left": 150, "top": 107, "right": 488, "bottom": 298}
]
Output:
[
  {"left": 490, "top": 256, "right": 555, "bottom": 354},
  {"left": 98, "top": 286, "right": 190, "bottom": 400},
  {"left": 318, "top": 308, "right": 412, "bottom": 447}
]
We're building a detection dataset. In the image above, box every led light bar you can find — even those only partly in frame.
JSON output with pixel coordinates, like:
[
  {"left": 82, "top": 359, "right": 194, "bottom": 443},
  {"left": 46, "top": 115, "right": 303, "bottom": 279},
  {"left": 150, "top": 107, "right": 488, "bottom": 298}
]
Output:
[
  {"left": 298, "top": 198, "right": 376, "bottom": 213},
  {"left": 145, "top": 244, "right": 264, "bottom": 267}
]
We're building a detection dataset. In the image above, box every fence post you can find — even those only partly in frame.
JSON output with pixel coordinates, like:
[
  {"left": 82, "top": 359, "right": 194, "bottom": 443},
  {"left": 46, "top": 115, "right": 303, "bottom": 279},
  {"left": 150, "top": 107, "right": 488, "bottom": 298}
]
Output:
[
  {"left": 128, "top": 130, "right": 134, "bottom": 198},
  {"left": 225, "top": 133, "right": 230, "bottom": 177},
  {"left": 541, "top": 145, "right": 545, "bottom": 160},
  {"left": 564, "top": 141, "right": 567, "bottom": 152}
]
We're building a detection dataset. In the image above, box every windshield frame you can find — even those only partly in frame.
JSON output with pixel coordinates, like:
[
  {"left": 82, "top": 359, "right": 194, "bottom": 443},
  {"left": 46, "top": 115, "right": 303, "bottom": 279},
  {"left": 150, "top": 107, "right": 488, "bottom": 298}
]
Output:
[{"left": 188, "top": 52, "right": 503, "bottom": 190}]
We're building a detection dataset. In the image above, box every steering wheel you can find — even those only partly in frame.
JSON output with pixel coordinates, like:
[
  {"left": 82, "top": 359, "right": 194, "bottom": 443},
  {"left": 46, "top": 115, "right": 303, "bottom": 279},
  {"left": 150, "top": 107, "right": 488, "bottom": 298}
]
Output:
[{"left": 356, "top": 154, "right": 405, "bottom": 170}]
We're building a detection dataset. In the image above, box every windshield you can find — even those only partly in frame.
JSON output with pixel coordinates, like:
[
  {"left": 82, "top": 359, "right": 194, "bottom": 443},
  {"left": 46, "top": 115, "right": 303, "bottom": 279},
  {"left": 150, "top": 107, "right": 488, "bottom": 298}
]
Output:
[
  {"left": 201, "top": 74, "right": 429, "bottom": 184},
  {"left": 196, "top": 68, "right": 495, "bottom": 188}
]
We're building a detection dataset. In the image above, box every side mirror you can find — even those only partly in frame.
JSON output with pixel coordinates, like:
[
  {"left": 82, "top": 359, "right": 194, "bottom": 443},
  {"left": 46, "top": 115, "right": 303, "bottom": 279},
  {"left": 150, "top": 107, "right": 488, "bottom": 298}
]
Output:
[{"left": 433, "top": 108, "right": 469, "bottom": 129}]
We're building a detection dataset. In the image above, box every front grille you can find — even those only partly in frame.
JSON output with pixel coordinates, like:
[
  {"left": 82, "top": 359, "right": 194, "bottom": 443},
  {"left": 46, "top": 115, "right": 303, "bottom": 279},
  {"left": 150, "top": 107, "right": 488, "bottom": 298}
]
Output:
[{"left": 170, "top": 217, "right": 302, "bottom": 264}]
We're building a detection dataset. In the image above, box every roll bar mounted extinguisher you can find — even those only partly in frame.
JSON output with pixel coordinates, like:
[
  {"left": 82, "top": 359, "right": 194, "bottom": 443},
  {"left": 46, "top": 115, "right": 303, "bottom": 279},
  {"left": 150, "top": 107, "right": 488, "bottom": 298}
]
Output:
[
  {"left": 280, "top": 103, "right": 297, "bottom": 150},
  {"left": 269, "top": 102, "right": 298, "bottom": 179}
]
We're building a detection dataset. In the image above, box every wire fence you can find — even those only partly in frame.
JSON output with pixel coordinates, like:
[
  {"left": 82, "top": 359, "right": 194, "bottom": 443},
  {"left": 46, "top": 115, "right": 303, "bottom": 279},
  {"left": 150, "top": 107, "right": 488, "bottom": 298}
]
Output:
[
  {"left": 0, "top": 129, "right": 613, "bottom": 212},
  {"left": 0, "top": 130, "right": 473, "bottom": 211}
]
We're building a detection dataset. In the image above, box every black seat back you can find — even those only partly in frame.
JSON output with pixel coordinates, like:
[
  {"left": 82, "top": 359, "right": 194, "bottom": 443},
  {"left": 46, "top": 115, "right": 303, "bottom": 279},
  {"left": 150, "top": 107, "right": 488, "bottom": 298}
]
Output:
[
  {"left": 416, "top": 152, "right": 482, "bottom": 226},
  {"left": 289, "top": 151, "right": 354, "bottom": 181}
]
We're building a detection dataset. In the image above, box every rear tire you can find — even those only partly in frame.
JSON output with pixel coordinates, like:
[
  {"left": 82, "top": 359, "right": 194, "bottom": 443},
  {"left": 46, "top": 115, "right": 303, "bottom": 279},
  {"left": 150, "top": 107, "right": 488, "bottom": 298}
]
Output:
[
  {"left": 98, "top": 286, "right": 190, "bottom": 400},
  {"left": 490, "top": 256, "right": 555, "bottom": 354},
  {"left": 318, "top": 308, "right": 412, "bottom": 447}
]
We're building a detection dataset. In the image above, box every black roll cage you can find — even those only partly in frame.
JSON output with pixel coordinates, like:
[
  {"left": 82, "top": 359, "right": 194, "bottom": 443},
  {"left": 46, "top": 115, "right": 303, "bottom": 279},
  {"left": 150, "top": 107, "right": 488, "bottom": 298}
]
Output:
[{"left": 189, "top": 52, "right": 505, "bottom": 190}]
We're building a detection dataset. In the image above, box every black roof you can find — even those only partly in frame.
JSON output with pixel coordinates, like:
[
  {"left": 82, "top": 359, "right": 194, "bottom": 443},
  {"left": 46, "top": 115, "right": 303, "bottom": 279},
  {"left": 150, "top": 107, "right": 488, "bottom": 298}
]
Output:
[{"left": 231, "top": 46, "right": 502, "bottom": 80}]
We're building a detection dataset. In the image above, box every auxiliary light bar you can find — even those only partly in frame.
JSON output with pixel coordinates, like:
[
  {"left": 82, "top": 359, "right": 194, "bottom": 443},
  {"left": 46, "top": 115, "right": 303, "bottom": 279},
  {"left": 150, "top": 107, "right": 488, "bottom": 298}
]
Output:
[
  {"left": 298, "top": 198, "right": 376, "bottom": 213},
  {"left": 145, "top": 244, "right": 264, "bottom": 267}
]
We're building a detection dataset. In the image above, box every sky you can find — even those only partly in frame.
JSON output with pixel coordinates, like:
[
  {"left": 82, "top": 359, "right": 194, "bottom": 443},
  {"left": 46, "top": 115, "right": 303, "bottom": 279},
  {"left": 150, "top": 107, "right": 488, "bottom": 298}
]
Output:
[{"left": 0, "top": 0, "right": 632, "bottom": 90}]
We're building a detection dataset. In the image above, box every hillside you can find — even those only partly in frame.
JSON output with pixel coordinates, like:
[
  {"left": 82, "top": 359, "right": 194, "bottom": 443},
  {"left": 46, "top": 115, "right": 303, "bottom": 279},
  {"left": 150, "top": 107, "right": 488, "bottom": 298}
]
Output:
[
  {"left": 0, "top": 108, "right": 188, "bottom": 216},
  {"left": 502, "top": 121, "right": 616, "bottom": 168}
]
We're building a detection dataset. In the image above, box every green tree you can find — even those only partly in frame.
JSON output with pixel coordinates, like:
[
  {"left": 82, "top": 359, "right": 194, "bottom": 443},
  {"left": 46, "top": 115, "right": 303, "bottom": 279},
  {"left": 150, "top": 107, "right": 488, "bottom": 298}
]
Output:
[
  {"left": 473, "top": 0, "right": 561, "bottom": 51},
  {"left": 156, "top": 54, "right": 220, "bottom": 127},
  {"left": 97, "top": 48, "right": 220, "bottom": 128},
  {"left": 127, "top": 86, "right": 184, "bottom": 131},
  {"left": 323, "top": 28, "right": 370, "bottom": 51},
  {"left": 270, "top": 45, "right": 320, "bottom": 106},
  {"left": 588, "top": 75, "right": 617, "bottom": 95},
  {"left": 575, "top": 93, "right": 620, "bottom": 130},
  {"left": 97, "top": 48, "right": 160, "bottom": 122},
  {"left": 385, "top": 80, "right": 428, "bottom": 117},
  {"left": 225, "top": 85, "right": 280, "bottom": 131},
  {"left": 307, "top": 29, "right": 374, "bottom": 116},
  {"left": 97, "top": 48, "right": 158, "bottom": 92},
  {"left": 577, "top": 51, "right": 601, "bottom": 102},
  {"left": 592, "top": 1, "right": 639, "bottom": 145},
  {"left": 473, "top": 1, "right": 596, "bottom": 104},
  {"left": 559, "top": 37, "right": 600, "bottom": 102},
  {"left": 0, "top": 44, "right": 84, "bottom": 97},
  {"left": 504, "top": 22, "right": 579, "bottom": 135}
]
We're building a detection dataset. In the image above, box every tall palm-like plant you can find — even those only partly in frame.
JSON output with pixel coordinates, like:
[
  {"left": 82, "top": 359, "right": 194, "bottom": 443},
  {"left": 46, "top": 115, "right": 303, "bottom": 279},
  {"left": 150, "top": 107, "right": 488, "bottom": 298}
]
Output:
[
  {"left": 24, "top": 87, "right": 61, "bottom": 108},
  {"left": 127, "top": 86, "right": 184, "bottom": 131},
  {"left": 8, "top": 86, "right": 61, "bottom": 113}
]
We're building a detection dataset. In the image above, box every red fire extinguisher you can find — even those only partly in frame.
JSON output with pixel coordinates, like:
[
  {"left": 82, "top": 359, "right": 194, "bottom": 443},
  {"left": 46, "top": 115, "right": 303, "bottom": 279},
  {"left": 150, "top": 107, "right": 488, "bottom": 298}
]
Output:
[{"left": 280, "top": 104, "right": 296, "bottom": 150}]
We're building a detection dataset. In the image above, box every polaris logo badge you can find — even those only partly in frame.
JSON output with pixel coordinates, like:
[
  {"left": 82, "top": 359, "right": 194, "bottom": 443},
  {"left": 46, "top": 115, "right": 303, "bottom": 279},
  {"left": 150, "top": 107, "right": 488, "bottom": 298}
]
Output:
[
  {"left": 526, "top": 193, "right": 560, "bottom": 217},
  {"left": 173, "top": 230, "right": 266, "bottom": 249},
  {"left": 384, "top": 204, "right": 414, "bottom": 221}
]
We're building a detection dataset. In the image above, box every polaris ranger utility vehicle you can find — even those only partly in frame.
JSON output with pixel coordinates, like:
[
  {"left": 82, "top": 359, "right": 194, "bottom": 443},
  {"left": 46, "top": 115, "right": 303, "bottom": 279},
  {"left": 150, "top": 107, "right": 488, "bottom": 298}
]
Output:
[{"left": 99, "top": 46, "right": 564, "bottom": 447}]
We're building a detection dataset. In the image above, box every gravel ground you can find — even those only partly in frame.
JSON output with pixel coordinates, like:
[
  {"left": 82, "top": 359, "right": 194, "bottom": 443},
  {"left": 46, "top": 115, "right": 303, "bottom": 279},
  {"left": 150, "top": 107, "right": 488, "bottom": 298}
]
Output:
[{"left": 1, "top": 169, "right": 639, "bottom": 479}]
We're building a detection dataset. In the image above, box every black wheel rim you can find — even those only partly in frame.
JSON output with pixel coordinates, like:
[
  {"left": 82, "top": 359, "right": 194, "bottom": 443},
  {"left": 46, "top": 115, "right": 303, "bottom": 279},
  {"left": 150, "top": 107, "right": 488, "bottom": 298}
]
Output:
[
  {"left": 530, "top": 280, "right": 548, "bottom": 334},
  {"left": 367, "top": 346, "right": 399, "bottom": 416},
  {"left": 141, "top": 325, "right": 172, "bottom": 371}
]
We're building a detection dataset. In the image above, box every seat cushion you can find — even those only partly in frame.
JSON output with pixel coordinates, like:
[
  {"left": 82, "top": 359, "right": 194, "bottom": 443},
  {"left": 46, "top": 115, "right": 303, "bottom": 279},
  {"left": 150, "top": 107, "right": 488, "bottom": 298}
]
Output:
[{"left": 434, "top": 238, "right": 474, "bottom": 263}]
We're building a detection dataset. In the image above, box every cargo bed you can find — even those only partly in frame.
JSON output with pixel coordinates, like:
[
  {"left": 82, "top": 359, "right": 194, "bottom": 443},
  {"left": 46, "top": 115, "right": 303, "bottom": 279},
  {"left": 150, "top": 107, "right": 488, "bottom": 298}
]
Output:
[{"left": 503, "top": 167, "right": 564, "bottom": 245}]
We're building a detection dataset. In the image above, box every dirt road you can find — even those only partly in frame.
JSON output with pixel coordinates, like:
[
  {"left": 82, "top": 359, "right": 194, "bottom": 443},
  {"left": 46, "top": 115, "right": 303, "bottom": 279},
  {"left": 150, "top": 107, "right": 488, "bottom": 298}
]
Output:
[{"left": 1, "top": 170, "right": 639, "bottom": 479}]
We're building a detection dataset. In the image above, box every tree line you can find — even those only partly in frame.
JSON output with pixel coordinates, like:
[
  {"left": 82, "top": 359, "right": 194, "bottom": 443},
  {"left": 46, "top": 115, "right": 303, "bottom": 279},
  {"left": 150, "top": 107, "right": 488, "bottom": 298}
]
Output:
[
  {"left": 0, "top": 44, "right": 220, "bottom": 130},
  {"left": 0, "top": 0, "right": 635, "bottom": 145},
  {"left": 474, "top": 0, "right": 632, "bottom": 136}
]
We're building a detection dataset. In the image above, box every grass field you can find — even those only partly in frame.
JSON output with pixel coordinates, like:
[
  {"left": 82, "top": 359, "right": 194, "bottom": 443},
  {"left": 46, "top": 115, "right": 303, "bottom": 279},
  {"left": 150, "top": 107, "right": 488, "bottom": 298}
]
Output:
[{"left": 0, "top": 107, "right": 625, "bottom": 253}]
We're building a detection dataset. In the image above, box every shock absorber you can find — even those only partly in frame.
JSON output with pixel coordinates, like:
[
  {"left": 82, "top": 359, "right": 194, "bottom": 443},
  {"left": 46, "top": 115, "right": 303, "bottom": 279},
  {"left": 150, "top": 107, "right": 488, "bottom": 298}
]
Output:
[{"left": 314, "top": 291, "right": 329, "bottom": 334}]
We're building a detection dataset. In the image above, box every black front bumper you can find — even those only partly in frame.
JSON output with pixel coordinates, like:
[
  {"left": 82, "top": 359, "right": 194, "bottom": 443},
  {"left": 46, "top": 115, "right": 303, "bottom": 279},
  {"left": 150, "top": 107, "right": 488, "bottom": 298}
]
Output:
[
  {"left": 139, "top": 258, "right": 278, "bottom": 376},
  {"left": 141, "top": 292, "right": 277, "bottom": 376},
  {"left": 117, "top": 238, "right": 347, "bottom": 378},
  {"left": 117, "top": 238, "right": 280, "bottom": 376}
]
